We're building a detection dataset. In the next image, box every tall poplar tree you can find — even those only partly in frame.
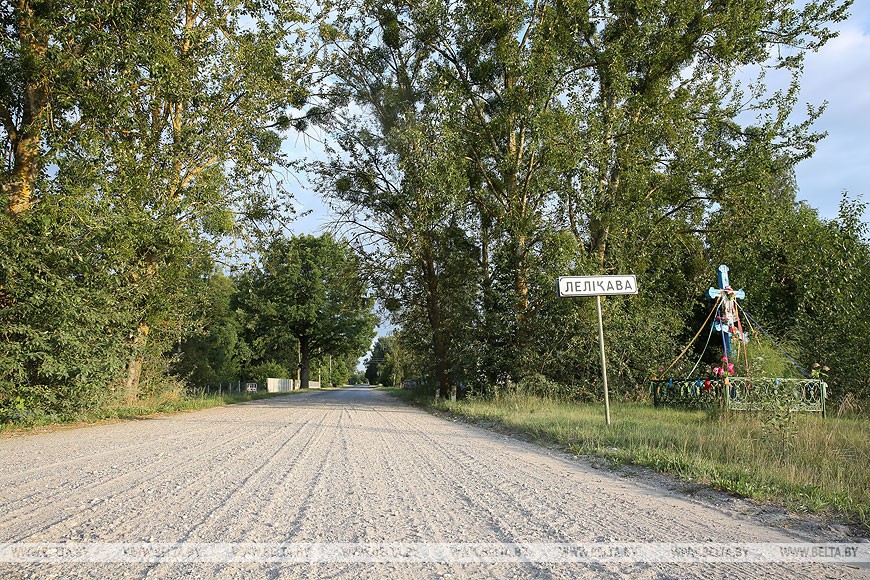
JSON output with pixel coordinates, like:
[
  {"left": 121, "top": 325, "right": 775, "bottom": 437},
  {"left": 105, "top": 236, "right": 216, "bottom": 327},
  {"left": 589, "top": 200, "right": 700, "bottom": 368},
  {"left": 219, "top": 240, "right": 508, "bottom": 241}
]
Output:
[{"left": 315, "top": 4, "right": 478, "bottom": 397}]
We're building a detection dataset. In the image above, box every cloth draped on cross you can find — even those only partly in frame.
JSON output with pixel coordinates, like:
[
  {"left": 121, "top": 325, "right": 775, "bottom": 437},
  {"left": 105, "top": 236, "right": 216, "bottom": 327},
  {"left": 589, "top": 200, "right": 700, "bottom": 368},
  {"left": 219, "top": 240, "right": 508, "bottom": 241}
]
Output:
[{"left": 706, "top": 264, "right": 748, "bottom": 359}]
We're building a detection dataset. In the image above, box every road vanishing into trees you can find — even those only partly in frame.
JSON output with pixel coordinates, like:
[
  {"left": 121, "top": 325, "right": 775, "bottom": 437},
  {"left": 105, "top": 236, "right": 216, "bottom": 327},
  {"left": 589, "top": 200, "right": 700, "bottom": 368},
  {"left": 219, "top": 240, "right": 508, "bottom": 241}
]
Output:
[{"left": 0, "top": 387, "right": 864, "bottom": 579}]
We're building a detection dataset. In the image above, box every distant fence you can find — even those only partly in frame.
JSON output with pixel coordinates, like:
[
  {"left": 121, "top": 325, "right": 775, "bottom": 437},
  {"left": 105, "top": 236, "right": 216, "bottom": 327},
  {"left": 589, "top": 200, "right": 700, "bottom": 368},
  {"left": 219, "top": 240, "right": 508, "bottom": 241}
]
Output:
[
  {"left": 266, "top": 378, "right": 321, "bottom": 392},
  {"left": 267, "top": 378, "right": 295, "bottom": 392},
  {"left": 650, "top": 377, "right": 827, "bottom": 415},
  {"left": 400, "top": 379, "right": 427, "bottom": 390},
  {"left": 191, "top": 382, "right": 244, "bottom": 396},
  {"left": 190, "top": 378, "right": 322, "bottom": 395}
]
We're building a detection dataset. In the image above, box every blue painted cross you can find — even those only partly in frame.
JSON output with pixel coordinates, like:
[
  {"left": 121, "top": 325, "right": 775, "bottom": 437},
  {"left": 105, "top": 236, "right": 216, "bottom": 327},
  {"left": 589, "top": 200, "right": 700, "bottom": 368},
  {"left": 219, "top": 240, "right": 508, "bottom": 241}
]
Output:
[{"left": 707, "top": 265, "right": 747, "bottom": 357}]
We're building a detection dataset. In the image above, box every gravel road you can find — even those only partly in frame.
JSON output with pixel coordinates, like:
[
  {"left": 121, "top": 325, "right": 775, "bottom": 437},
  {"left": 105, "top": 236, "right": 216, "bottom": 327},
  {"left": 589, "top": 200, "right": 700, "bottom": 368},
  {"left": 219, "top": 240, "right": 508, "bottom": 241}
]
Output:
[{"left": 0, "top": 386, "right": 865, "bottom": 579}]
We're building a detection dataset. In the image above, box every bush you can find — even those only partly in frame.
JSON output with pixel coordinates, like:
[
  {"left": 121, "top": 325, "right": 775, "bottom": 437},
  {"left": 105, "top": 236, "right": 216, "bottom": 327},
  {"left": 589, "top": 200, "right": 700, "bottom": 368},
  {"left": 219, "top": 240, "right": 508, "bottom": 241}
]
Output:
[{"left": 244, "top": 362, "right": 291, "bottom": 387}]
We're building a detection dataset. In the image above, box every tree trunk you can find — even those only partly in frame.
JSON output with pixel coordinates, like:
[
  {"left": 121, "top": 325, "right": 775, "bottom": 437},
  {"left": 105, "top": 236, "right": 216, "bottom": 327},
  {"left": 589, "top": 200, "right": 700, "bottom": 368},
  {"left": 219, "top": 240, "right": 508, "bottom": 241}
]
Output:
[
  {"left": 588, "top": 62, "right": 619, "bottom": 271},
  {"left": 123, "top": 323, "right": 149, "bottom": 404},
  {"left": 513, "top": 234, "right": 529, "bottom": 314},
  {"left": 589, "top": 218, "right": 610, "bottom": 270},
  {"left": 299, "top": 335, "right": 311, "bottom": 389},
  {"left": 421, "top": 245, "right": 450, "bottom": 399},
  {"left": 480, "top": 210, "right": 491, "bottom": 295},
  {"left": 5, "top": 131, "right": 41, "bottom": 216},
  {"left": 4, "top": 2, "right": 50, "bottom": 217},
  {"left": 512, "top": 233, "right": 531, "bottom": 380}
]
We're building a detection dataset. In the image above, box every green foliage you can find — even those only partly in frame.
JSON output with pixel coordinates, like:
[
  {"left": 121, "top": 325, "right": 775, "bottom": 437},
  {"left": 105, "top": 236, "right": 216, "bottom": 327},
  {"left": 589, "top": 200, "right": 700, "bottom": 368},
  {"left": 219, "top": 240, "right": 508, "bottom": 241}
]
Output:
[
  {"left": 515, "top": 374, "right": 573, "bottom": 401},
  {"left": 0, "top": 195, "right": 143, "bottom": 419},
  {"left": 1, "top": 0, "right": 320, "bottom": 420},
  {"left": 712, "top": 187, "right": 870, "bottom": 401},
  {"left": 365, "top": 335, "right": 409, "bottom": 387},
  {"left": 245, "top": 362, "right": 292, "bottom": 387},
  {"left": 0, "top": 390, "right": 297, "bottom": 432},
  {"left": 348, "top": 370, "right": 368, "bottom": 385},
  {"left": 324, "top": 0, "right": 863, "bottom": 408},
  {"left": 745, "top": 335, "right": 805, "bottom": 380},
  {"left": 314, "top": 353, "right": 357, "bottom": 387},
  {"left": 174, "top": 273, "right": 249, "bottom": 387},
  {"left": 239, "top": 234, "right": 377, "bottom": 388},
  {"left": 2, "top": 0, "right": 866, "bottom": 428}
]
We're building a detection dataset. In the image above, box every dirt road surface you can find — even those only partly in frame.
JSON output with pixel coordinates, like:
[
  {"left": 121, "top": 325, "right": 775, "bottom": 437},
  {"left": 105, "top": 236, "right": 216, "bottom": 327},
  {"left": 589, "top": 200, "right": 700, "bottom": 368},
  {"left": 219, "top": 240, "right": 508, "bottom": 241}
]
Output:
[{"left": 0, "top": 386, "right": 865, "bottom": 579}]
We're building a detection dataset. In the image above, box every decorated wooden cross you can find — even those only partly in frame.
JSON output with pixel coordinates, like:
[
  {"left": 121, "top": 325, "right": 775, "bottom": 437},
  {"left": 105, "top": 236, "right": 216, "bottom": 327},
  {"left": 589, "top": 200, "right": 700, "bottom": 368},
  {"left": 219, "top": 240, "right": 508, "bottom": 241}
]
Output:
[{"left": 706, "top": 264, "right": 747, "bottom": 357}]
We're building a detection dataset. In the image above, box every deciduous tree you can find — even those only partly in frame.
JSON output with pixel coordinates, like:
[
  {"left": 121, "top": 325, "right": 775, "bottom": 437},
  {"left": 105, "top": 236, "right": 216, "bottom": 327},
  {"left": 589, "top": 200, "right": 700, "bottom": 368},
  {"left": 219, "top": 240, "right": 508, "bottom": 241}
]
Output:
[{"left": 241, "top": 234, "right": 377, "bottom": 389}]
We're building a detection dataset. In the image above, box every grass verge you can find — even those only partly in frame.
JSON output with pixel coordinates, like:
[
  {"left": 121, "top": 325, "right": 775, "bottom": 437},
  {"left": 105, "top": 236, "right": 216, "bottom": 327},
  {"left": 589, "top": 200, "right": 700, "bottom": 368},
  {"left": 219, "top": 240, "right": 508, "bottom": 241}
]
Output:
[
  {"left": 0, "top": 388, "right": 328, "bottom": 436},
  {"left": 384, "top": 388, "right": 869, "bottom": 531}
]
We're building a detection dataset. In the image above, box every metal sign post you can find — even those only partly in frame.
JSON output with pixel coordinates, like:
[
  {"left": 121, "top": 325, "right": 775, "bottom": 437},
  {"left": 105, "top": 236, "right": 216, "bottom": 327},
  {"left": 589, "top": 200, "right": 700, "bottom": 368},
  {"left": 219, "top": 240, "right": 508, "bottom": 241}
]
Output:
[
  {"left": 558, "top": 275, "right": 638, "bottom": 426},
  {"left": 595, "top": 295, "right": 611, "bottom": 425}
]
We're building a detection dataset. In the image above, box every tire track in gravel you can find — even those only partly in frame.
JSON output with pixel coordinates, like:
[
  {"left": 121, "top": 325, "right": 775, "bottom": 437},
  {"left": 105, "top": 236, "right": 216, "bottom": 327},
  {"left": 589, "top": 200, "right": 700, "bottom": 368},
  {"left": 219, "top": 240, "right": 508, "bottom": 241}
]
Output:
[
  {"left": 291, "top": 406, "right": 365, "bottom": 529},
  {"left": 135, "top": 410, "right": 340, "bottom": 580},
  {"left": 375, "top": 403, "right": 559, "bottom": 544},
  {"left": 334, "top": 406, "right": 377, "bottom": 543},
  {"left": 109, "top": 407, "right": 333, "bottom": 543},
  {"left": 342, "top": 392, "right": 862, "bottom": 579},
  {"left": 0, "top": 417, "right": 252, "bottom": 510},
  {"left": 0, "top": 426, "right": 271, "bottom": 540},
  {"left": 362, "top": 406, "right": 430, "bottom": 543},
  {"left": 376, "top": 404, "right": 573, "bottom": 579},
  {"left": 354, "top": 404, "right": 553, "bottom": 579},
  {"left": 130, "top": 403, "right": 341, "bottom": 580},
  {"left": 0, "top": 409, "right": 301, "bottom": 485},
  {"left": 431, "top": 438, "right": 743, "bottom": 580},
  {"left": 176, "top": 405, "right": 336, "bottom": 543},
  {"left": 301, "top": 407, "right": 369, "bottom": 580},
  {"left": 0, "top": 398, "right": 329, "bottom": 542},
  {"left": 350, "top": 404, "right": 443, "bottom": 580}
]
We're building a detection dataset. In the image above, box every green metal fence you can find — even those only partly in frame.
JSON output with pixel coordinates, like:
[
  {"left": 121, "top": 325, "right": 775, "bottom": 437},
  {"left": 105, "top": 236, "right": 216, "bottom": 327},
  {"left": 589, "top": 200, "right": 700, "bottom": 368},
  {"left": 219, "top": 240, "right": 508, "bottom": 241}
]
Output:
[{"left": 651, "top": 377, "right": 826, "bottom": 415}]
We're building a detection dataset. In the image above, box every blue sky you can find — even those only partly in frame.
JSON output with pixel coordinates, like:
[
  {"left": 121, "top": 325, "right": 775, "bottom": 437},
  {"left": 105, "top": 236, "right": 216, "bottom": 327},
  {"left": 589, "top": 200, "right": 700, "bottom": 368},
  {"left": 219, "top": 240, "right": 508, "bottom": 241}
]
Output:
[
  {"left": 791, "top": 1, "right": 870, "bottom": 219},
  {"left": 288, "top": 2, "right": 870, "bottom": 233}
]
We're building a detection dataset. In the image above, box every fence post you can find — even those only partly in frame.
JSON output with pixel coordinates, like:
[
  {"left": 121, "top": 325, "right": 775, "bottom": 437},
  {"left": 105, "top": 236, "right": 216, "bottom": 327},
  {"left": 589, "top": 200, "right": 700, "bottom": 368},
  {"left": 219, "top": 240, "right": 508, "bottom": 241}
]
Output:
[
  {"left": 724, "top": 378, "right": 731, "bottom": 410},
  {"left": 821, "top": 381, "right": 827, "bottom": 418}
]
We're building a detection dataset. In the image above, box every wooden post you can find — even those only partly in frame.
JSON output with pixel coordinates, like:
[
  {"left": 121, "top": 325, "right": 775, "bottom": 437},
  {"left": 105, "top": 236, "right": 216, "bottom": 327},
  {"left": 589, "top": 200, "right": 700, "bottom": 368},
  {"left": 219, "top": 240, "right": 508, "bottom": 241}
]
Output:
[{"left": 821, "top": 381, "right": 827, "bottom": 418}]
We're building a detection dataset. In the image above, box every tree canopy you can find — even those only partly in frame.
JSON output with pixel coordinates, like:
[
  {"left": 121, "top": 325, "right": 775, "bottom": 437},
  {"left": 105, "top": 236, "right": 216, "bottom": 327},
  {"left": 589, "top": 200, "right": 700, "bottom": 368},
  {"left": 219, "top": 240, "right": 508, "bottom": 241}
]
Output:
[
  {"left": 1, "top": 0, "right": 323, "bottom": 418},
  {"left": 239, "top": 234, "right": 377, "bottom": 389},
  {"left": 320, "top": 0, "right": 867, "bottom": 402}
]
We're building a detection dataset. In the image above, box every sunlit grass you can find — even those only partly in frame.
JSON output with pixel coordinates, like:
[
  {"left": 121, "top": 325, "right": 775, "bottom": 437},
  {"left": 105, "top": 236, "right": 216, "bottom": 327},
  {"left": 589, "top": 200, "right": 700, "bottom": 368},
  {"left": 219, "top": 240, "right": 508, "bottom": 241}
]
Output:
[{"left": 386, "top": 388, "right": 868, "bottom": 528}]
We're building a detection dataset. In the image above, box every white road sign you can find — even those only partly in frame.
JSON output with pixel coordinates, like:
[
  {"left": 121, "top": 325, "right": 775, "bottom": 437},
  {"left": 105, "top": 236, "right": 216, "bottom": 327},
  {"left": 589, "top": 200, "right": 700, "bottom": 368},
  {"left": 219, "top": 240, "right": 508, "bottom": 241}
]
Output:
[{"left": 558, "top": 275, "right": 638, "bottom": 297}]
